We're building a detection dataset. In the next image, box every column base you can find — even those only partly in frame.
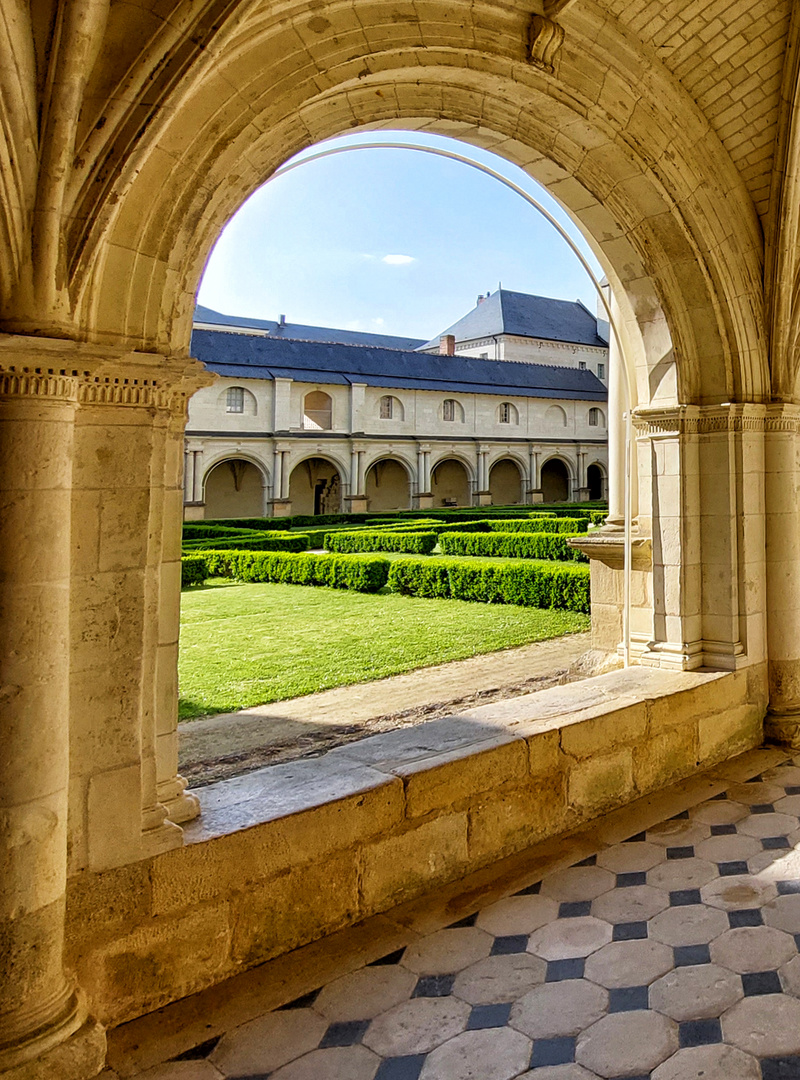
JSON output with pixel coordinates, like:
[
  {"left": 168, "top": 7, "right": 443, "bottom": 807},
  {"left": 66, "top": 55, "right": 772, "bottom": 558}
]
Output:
[
  {"left": 182, "top": 503, "right": 205, "bottom": 521},
  {"left": 765, "top": 706, "right": 800, "bottom": 750},
  {"left": 414, "top": 493, "right": 434, "bottom": 510},
  {"left": 269, "top": 499, "right": 292, "bottom": 517},
  {"left": 528, "top": 489, "right": 544, "bottom": 503},
  {"left": 0, "top": 1011, "right": 105, "bottom": 1080},
  {"left": 345, "top": 495, "right": 369, "bottom": 513},
  {"left": 160, "top": 782, "right": 201, "bottom": 825},
  {"left": 474, "top": 491, "right": 493, "bottom": 506}
]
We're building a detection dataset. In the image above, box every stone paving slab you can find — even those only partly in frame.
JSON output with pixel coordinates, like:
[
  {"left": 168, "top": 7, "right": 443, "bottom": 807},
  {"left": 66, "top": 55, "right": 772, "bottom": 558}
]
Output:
[{"left": 106, "top": 746, "right": 800, "bottom": 1080}]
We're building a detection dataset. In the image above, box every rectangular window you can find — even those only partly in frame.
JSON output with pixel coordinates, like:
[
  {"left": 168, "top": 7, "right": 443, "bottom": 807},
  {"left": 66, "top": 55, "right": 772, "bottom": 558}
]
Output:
[
  {"left": 443, "top": 399, "right": 455, "bottom": 422},
  {"left": 380, "top": 396, "right": 392, "bottom": 419},
  {"left": 226, "top": 387, "right": 244, "bottom": 413},
  {"left": 578, "top": 361, "right": 587, "bottom": 370},
  {"left": 499, "top": 402, "right": 510, "bottom": 423},
  {"left": 598, "top": 363, "right": 606, "bottom": 379}
]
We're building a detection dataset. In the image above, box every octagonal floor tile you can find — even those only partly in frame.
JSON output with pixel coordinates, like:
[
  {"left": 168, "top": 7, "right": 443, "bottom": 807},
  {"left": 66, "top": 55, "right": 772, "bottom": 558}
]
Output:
[
  {"left": 591, "top": 884, "right": 669, "bottom": 924},
  {"left": 528, "top": 917, "right": 613, "bottom": 961},
  {"left": 540, "top": 867, "right": 616, "bottom": 903},
  {"left": 737, "top": 812, "right": 798, "bottom": 839},
  {"left": 649, "top": 963, "right": 743, "bottom": 1021},
  {"left": 576, "top": 1010, "right": 678, "bottom": 1077},
  {"left": 452, "top": 953, "right": 546, "bottom": 1005},
  {"left": 650, "top": 1044, "right": 760, "bottom": 1080},
  {"left": 690, "top": 800, "right": 749, "bottom": 827},
  {"left": 648, "top": 858, "right": 719, "bottom": 892},
  {"left": 268, "top": 1045, "right": 381, "bottom": 1080},
  {"left": 646, "top": 821, "right": 710, "bottom": 847},
  {"left": 709, "top": 926, "right": 796, "bottom": 974},
  {"left": 418, "top": 1026, "right": 531, "bottom": 1080},
  {"left": 584, "top": 939, "right": 674, "bottom": 988},
  {"left": 763, "top": 893, "right": 800, "bottom": 933},
  {"left": 695, "top": 834, "right": 762, "bottom": 863},
  {"left": 401, "top": 928, "right": 493, "bottom": 976},
  {"left": 701, "top": 874, "right": 778, "bottom": 910},
  {"left": 774, "top": 794, "right": 800, "bottom": 817},
  {"left": 722, "top": 994, "right": 800, "bottom": 1057},
  {"left": 516, "top": 1067, "right": 600, "bottom": 1080},
  {"left": 313, "top": 965, "right": 417, "bottom": 1021},
  {"left": 510, "top": 980, "right": 608, "bottom": 1039},
  {"left": 596, "top": 842, "right": 664, "bottom": 874},
  {"left": 475, "top": 895, "right": 558, "bottom": 937},
  {"left": 779, "top": 953, "right": 800, "bottom": 997},
  {"left": 209, "top": 1009, "right": 326, "bottom": 1076},
  {"left": 363, "top": 996, "right": 470, "bottom": 1057},
  {"left": 724, "top": 782, "right": 785, "bottom": 806},
  {"left": 649, "top": 904, "right": 729, "bottom": 947}
]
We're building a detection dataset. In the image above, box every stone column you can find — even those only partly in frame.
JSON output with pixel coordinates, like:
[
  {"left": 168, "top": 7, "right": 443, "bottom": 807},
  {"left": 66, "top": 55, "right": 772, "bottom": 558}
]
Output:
[
  {"left": 605, "top": 321, "right": 627, "bottom": 530},
  {"left": 765, "top": 406, "right": 800, "bottom": 745},
  {"left": 415, "top": 445, "right": 433, "bottom": 509},
  {"left": 528, "top": 447, "right": 543, "bottom": 503},
  {"left": 0, "top": 360, "right": 106, "bottom": 1078},
  {"left": 475, "top": 446, "right": 492, "bottom": 505},
  {"left": 345, "top": 446, "right": 368, "bottom": 513},
  {"left": 350, "top": 448, "right": 359, "bottom": 496},
  {"left": 270, "top": 446, "right": 291, "bottom": 514}
]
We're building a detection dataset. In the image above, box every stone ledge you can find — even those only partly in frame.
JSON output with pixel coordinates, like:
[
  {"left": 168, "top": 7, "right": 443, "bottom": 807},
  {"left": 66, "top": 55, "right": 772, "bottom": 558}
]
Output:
[{"left": 65, "top": 663, "right": 767, "bottom": 1029}]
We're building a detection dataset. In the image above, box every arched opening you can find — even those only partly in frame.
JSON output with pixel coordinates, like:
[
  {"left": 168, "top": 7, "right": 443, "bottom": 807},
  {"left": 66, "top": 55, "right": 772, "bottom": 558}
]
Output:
[
  {"left": 379, "top": 395, "right": 404, "bottom": 421},
  {"left": 203, "top": 458, "right": 266, "bottom": 519},
  {"left": 545, "top": 404, "right": 568, "bottom": 428},
  {"left": 540, "top": 459, "right": 570, "bottom": 503},
  {"left": 431, "top": 459, "right": 471, "bottom": 507},
  {"left": 489, "top": 458, "right": 523, "bottom": 506},
  {"left": 303, "top": 391, "right": 333, "bottom": 430},
  {"left": 220, "top": 386, "right": 257, "bottom": 416},
  {"left": 288, "top": 457, "right": 341, "bottom": 515},
  {"left": 587, "top": 463, "right": 604, "bottom": 501},
  {"left": 365, "top": 458, "right": 411, "bottom": 511},
  {"left": 588, "top": 407, "right": 605, "bottom": 428}
]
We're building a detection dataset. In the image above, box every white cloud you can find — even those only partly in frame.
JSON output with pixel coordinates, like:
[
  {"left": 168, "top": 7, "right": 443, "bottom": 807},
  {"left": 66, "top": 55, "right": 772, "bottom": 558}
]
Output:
[{"left": 382, "top": 254, "right": 415, "bottom": 265}]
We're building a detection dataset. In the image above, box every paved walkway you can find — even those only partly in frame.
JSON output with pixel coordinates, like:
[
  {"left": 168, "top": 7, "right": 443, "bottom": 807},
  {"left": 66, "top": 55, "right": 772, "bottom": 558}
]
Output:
[
  {"left": 179, "top": 633, "right": 590, "bottom": 783},
  {"left": 107, "top": 746, "right": 800, "bottom": 1079}
]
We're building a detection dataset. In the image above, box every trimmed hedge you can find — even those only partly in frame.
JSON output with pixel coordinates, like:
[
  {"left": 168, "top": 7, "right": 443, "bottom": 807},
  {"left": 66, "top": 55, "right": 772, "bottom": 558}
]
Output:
[
  {"left": 388, "top": 556, "right": 590, "bottom": 612},
  {"left": 325, "top": 530, "right": 438, "bottom": 555},
  {"left": 439, "top": 531, "right": 588, "bottom": 562},
  {"left": 194, "top": 550, "right": 389, "bottom": 592},
  {"left": 182, "top": 531, "right": 310, "bottom": 553},
  {"left": 488, "top": 517, "right": 589, "bottom": 535},
  {"left": 181, "top": 555, "right": 208, "bottom": 587}
]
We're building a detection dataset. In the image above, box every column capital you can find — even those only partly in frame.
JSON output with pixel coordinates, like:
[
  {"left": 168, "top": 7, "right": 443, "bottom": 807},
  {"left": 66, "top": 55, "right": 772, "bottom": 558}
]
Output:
[
  {"left": 632, "top": 402, "right": 769, "bottom": 437},
  {"left": 0, "top": 334, "right": 214, "bottom": 413}
]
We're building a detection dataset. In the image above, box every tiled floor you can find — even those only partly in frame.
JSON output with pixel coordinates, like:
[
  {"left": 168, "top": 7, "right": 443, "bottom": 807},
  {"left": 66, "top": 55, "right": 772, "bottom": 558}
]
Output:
[{"left": 112, "top": 753, "right": 800, "bottom": 1079}]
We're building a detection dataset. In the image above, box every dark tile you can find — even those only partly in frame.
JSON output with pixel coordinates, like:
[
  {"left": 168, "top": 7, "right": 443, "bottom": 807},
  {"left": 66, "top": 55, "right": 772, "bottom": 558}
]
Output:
[
  {"left": 573, "top": 854, "right": 598, "bottom": 867},
  {"left": 711, "top": 823, "right": 737, "bottom": 836},
  {"left": 778, "top": 880, "right": 800, "bottom": 895},
  {"left": 616, "top": 871, "right": 647, "bottom": 888},
  {"left": 412, "top": 974, "right": 456, "bottom": 998},
  {"left": 559, "top": 900, "right": 592, "bottom": 918},
  {"left": 673, "top": 944, "right": 711, "bottom": 967},
  {"left": 742, "top": 970, "right": 782, "bottom": 996},
  {"left": 171, "top": 1036, "right": 221, "bottom": 1061},
  {"left": 746, "top": 774, "right": 764, "bottom": 783},
  {"left": 320, "top": 1020, "right": 370, "bottom": 1048},
  {"left": 467, "top": 1002, "right": 513, "bottom": 1029},
  {"left": 608, "top": 985, "right": 649, "bottom": 1012},
  {"left": 546, "top": 958, "right": 585, "bottom": 982},
  {"left": 514, "top": 881, "right": 541, "bottom": 896},
  {"left": 718, "top": 861, "right": 749, "bottom": 876},
  {"left": 763, "top": 836, "right": 792, "bottom": 850},
  {"left": 623, "top": 831, "right": 648, "bottom": 843},
  {"left": 711, "top": 791, "right": 729, "bottom": 801},
  {"left": 530, "top": 1036, "right": 576, "bottom": 1067},
  {"left": 374, "top": 1055, "right": 427, "bottom": 1080},
  {"left": 670, "top": 809, "right": 691, "bottom": 820},
  {"left": 679, "top": 1018, "right": 722, "bottom": 1047},
  {"left": 277, "top": 988, "right": 320, "bottom": 1010},
  {"left": 795, "top": 933, "right": 800, "bottom": 952},
  {"left": 446, "top": 912, "right": 478, "bottom": 928},
  {"left": 752, "top": 804, "right": 776, "bottom": 814},
  {"left": 785, "top": 786, "right": 800, "bottom": 796},
  {"left": 613, "top": 921, "right": 648, "bottom": 941},
  {"left": 761, "top": 1056, "right": 800, "bottom": 1079},
  {"left": 669, "top": 889, "right": 702, "bottom": 906},
  {"left": 667, "top": 846, "right": 695, "bottom": 860},
  {"left": 728, "top": 908, "right": 763, "bottom": 928},
  {"left": 491, "top": 935, "right": 529, "bottom": 956},
  {"left": 369, "top": 947, "right": 407, "bottom": 966}
]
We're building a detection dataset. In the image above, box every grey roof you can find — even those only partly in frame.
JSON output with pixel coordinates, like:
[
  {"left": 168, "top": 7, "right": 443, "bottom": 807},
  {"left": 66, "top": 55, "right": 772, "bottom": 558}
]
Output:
[
  {"left": 194, "top": 304, "right": 427, "bottom": 351},
  {"left": 420, "top": 290, "right": 609, "bottom": 350},
  {"left": 191, "top": 329, "right": 607, "bottom": 401}
]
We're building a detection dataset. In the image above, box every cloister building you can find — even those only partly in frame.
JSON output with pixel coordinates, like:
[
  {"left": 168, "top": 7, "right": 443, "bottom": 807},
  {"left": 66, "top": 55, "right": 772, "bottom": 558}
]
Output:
[
  {"left": 185, "top": 294, "right": 609, "bottom": 518},
  {"left": 4, "top": 1, "right": 800, "bottom": 1077}
]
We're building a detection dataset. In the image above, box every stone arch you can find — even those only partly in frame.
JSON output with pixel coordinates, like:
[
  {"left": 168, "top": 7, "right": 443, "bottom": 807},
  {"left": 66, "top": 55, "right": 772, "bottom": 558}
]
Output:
[
  {"left": 287, "top": 454, "right": 343, "bottom": 515},
  {"left": 540, "top": 456, "right": 573, "bottom": 503},
  {"left": 365, "top": 457, "right": 412, "bottom": 511},
  {"left": 68, "top": 2, "right": 768, "bottom": 409},
  {"left": 378, "top": 395, "right": 404, "bottom": 421},
  {"left": 430, "top": 456, "right": 472, "bottom": 507},
  {"left": 588, "top": 406, "right": 606, "bottom": 429},
  {"left": 202, "top": 455, "right": 268, "bottom": 518},
  {"left": 217, "top": 385, "right": 257, "bottom": 416},
  {"left": 302, "top": 390, "right": 333, "bottom": 431},
  {"left": 587, "top": 462, "right": 606, "bottom": 502},
  {"left": 489, "top": 457, "right": 524, "bottom": 506},
  {"left": 546, "top": 405, "right": 568, "bottom": 428}
]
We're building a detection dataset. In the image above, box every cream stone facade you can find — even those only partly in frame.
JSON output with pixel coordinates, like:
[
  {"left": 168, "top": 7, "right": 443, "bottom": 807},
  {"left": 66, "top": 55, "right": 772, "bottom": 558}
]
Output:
[
  {"left": 4, "top": 0, "right": 800, "bottom": 1076},
  {"left": 184, "top": 303, "right": 610, "bottom": 516}
]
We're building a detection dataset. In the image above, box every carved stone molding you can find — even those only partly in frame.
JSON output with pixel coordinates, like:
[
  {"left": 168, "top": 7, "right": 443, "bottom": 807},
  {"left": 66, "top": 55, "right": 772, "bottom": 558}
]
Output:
[
  {"left": 528, "top": 15, "right": 565, "bottom": 73},
  {"left": 631, "top": 403, "right": 784, "bottom": 438}
]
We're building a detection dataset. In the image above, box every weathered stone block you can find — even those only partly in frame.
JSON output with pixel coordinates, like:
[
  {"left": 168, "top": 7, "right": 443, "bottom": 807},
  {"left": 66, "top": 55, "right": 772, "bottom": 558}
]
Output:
[
  {"left": 568, "top": 748, "right": 635, "bottom": 816},
  {"left": 559, "top": 702, "right": 647, "bottom": 758},
  {"left": 698, "top": 704, "right": 762, "bottom": 763},
  {"left": 396, "top": 736, "right": 527, "bottom": 818}
]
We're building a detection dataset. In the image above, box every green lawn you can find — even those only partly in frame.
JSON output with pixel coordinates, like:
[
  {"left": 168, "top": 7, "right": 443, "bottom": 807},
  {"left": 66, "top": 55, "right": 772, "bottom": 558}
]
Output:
[{"left": 179, "top": 580, "right": 589, "bottom": 720}]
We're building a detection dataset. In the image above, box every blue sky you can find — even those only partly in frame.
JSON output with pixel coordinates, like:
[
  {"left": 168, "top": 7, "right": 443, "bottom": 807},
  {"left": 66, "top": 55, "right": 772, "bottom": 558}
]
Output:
[{"left": 197, "top": 131, "right": 604, "bottom": 341}]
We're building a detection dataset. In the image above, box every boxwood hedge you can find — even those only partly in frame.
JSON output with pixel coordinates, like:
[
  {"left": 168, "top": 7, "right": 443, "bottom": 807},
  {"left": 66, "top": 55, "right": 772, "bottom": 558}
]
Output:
[
  {"left": 324, "top": 530, "right": 438, "bottom": 555},
  {"left": 439, "top": 531, "right": 588, "bottom": 562},
  {"left": 387, "top": 556, "right": 590, "bottom": 612},
  {"left": 182, "top": 531, "right": 310, "bottom": 553},
  {"left": 193, "top": 550, "right": 389, "bottom": 592},
  {"left": 488, "top": 517, "right": 589, "bottom": 534},
  {"left": 181, "top": 555, "right": 208, "bottom": 587}
]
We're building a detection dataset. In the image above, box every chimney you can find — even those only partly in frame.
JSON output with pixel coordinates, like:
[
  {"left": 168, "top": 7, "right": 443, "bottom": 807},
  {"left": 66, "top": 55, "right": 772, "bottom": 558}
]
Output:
[
  {"left": 439, "top": 334, "right": 456, "bottom": 356},
  {"left": 476, "top": 294, "right": 485, "bottom": 305},
  {"left": 279, "top": 314, "right": 286, "bottom": 326}
]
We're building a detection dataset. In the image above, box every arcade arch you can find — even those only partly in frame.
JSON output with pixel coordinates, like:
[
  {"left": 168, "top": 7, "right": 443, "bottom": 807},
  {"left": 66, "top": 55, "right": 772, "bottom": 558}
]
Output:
[
  {"left": 203, "top": 457, "right": 267, "bottom": 519},
  {"left": 431, "top": 458, "right": 472, "bottom": 507},
  {"left": 540, "top": 458, "right": 571, "bottom": 503},
  {"left": 587, "top": 462, "right": 605, "bottom": 502},
  {"left": 365, "top": 458, "right": 411, "bottom": 511},
  {"left": 288, "top": 456, "right": 342, "bottom": 515},
  {"left": 489, "top": 458, "right": 524, "bottom": 506}
]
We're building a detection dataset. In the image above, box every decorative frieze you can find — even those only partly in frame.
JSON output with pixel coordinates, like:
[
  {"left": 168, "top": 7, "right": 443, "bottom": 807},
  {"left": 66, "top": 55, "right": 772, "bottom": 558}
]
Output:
[
  {"left": 632, "top": 403, "right": 774, "bottom": 438},
  {"left": 528, "top": 15, "right": 565, "bottom": 73}
]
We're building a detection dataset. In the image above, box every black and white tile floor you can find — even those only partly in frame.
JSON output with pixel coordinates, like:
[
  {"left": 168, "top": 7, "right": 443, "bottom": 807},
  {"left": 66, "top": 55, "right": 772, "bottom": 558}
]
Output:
[{"left": 122, "top": 755, "right": 800, "bottom": 1080}]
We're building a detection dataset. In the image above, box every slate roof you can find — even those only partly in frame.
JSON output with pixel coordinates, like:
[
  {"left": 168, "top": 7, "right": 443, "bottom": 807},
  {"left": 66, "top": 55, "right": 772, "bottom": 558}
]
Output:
[
  {"left": 191, "top": 328, "right": 608, "bottom": 401},
  {"left": 194, "top": 304, "right": 427, "bottom": 351},
  {"left": 420, "top": 290, "right": 609, "bottom": 350}
]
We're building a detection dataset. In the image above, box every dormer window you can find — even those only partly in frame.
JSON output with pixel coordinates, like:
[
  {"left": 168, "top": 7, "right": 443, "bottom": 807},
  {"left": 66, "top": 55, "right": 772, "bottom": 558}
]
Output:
[{"left": 226, "top": 386, "right": 245, "bottom": 413}]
